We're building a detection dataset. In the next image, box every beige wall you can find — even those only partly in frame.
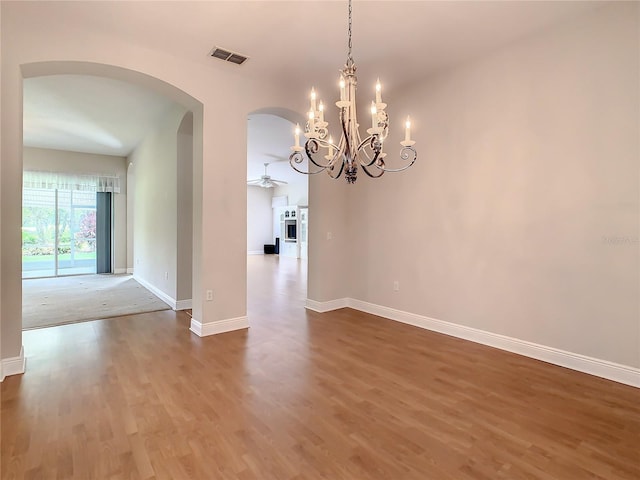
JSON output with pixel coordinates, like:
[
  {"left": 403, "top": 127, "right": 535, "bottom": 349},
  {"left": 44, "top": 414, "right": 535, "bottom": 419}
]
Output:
[
  {"left": 129, "top": 104, "right": 186, "bottom": 303},
  {"left": 0, "top": 0, "right": 3, "bottom": 370},
  {"left": 1, "top": 21, "right": 24, "bottom": 358},
  {"left": 307, "top": 174, "right": 349, "bottom": 303},
  {"left": 126, "top": 163, "right": 134, "bottom": 272},
  {"left": 176, "top": 112, "right": 193, "bottom": 302},
  {"left": 23, "top": 147, "right": 128, "bottom": 272},
  {"left": 247, "top": 186, "right": 273, "bottom": 253},
  {"left": 348, "top": 3, "right": 639, "bottom": 368}
]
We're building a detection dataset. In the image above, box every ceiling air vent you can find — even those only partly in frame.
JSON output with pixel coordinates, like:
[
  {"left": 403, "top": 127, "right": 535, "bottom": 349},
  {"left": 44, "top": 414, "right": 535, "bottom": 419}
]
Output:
[{"left": 210, "top": 46, "right": 248, "bottom": 65}]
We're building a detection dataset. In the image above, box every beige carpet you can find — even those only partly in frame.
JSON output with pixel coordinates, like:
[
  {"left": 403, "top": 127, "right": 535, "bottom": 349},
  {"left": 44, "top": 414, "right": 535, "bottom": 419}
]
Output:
[{"left": 23, "top": 274, "right": 171, "bottom": 330}]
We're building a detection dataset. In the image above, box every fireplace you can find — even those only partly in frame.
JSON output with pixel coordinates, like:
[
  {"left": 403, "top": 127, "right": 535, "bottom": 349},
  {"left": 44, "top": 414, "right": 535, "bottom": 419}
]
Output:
[{"left": 285, "top": 220, "right": 297, "bottom": 242}]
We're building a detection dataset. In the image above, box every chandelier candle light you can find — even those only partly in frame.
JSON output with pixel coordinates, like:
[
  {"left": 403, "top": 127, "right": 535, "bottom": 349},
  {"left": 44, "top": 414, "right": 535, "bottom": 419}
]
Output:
[{"left": 289, "top": 0, "right": 417, "bottom": 184}]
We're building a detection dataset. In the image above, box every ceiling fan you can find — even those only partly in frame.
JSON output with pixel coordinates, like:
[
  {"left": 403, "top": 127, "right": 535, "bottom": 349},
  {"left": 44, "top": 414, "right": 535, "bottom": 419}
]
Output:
[{"left": 247, "top": 162, "right": 288, "bottom": 189}]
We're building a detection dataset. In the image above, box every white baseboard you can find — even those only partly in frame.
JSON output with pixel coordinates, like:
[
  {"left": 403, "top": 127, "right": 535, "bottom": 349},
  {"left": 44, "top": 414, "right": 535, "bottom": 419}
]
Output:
[
  {"left": 175, "top": 299, "right": 192, "bottom": 311},
  {"left": 1, "top": 346, "right": 26, "bottom": 382},
  {"left": 190, "top": 316, "right": 249, "bottom": 337},
  {"left": 247, "top": 250, "right": 264, "bottom": 255},
  {"left": 132, "top": 276, "right": 191, "bottom": 312},
  {"left": 114, "top": 268, "right": 127, "bottom": 274},
  {"left": 126, "top": 268, "right": 134, "bottom": 274},
  {"left": 133, "top": 275, "right": 176, "bottom": 310},
  {"left": 307, "top": 297, "right": 640, "bottom": 388},
  {"left": 305, "top": 298, "right": 349, "bottom": 313}
]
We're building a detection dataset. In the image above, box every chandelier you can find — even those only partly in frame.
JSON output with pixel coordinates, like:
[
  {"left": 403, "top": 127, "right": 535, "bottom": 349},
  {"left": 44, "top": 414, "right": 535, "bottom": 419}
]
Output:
[{"left": 289, "top": 0, "right": 417, "bottom": 184}]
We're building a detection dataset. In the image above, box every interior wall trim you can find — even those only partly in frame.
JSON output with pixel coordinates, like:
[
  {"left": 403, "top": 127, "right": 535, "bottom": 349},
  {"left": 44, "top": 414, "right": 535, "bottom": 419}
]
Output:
[
  {"left": 175, "top": 299, "right": 192, "bottom": 311},
  {"left": 114, "top": 268, "right": 127, "bottom": 274},
  {"left": 189, "top": 316, "right": 249, "bottom": 337},
  {"left": 1, "top": 346, "right": 26, "bottom": 382},
  {"left": 305, "top": 298, "right": 349, "bottom": 313},
  {"left": 133, "top": 275, "right": 176, "bottom": 310},
  {"left": 306, "top": 297, "right": 640, "bottom": 388},
  {"left": 126, "top": 268, "right": 134, "bottom": 274},
  {"left": 247, "top": 250, "right": 264, "bottom": 255},
  {"left": 134, "top": 276, "right": 192, "bottom": 312}
]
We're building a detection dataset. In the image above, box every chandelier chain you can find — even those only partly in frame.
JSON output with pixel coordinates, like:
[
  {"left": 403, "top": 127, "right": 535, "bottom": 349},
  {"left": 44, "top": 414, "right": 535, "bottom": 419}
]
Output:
[{"left": 347, "top": 0, "right": 353, "bottom": 66}]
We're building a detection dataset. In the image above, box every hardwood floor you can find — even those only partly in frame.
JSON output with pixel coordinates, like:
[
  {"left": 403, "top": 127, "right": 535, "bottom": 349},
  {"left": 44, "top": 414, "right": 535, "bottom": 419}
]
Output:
[{"left": 2, "top": 255, "right": 639, "bottom": 479}]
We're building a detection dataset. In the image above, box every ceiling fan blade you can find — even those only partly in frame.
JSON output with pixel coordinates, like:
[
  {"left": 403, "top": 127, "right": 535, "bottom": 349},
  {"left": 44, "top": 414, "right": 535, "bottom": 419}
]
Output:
[
  {"left": 256, "top": 180, "right": 274, "bottom": 188},
  {"left": 264, "top": 154, "right": 290, "bottom": 162},
  {"left": 248, "top": 163, "right": 289, "bottom": 187}
]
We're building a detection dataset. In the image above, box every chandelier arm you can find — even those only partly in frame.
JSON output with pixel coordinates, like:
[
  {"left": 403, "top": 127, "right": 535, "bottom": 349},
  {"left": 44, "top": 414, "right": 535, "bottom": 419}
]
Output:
[
  {"left": 326, "top": 159, "right": 346, "bottom": 179},
  {"left": 304, "top": 139, "right": 332, "bottom": 170},
  {"left": 361, "top": 146, "right": 380, "bottom": 167},
  {"left": 307, "top": 138, "right": 343, "bottom": 170},
  {"left": 360, "top": 162, "right": 385, "bottom": 178},
  {"left": 289, "top": 150, "right": 328, "bottom": 175},
  {"left": 314, "top": 137, "right": 341, "bottom": 159},
  {"left": 356, "top": 135, "right": 385, "bottom": 168},
  {"left": 377, "top": 146, "right": 418, "bottom": 173},
  {"left": 356, "top": 135, "right": 373, "bottom": 155},
  {"left": 339, "top": 108, "right": 352, "bottom": 159}
]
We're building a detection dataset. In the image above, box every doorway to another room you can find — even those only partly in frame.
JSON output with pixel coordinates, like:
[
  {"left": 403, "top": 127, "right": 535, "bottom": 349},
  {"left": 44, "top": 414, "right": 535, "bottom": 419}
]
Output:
[
  {"left": 247, "top": 111, "right": 309, "bottom": 312},
  {"left": 20, "top": 71, "right": 197, "bottom": 332}
]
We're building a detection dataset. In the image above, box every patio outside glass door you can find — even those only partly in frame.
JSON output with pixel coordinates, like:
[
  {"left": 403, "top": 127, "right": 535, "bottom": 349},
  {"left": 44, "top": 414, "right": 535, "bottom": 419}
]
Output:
[
  {"left": 22, "top": 188, "right": 57, "bottom": 278},
  {"left": 22, "top": 187, "right": 97, "bottom": 278},
  {"left": 57, "top": 189, "right": 97, "bottom": 275}
]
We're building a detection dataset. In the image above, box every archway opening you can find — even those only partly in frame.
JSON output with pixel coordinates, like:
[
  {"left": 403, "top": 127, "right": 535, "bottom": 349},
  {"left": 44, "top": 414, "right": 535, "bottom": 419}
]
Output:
[
  {"left": 246, "top": 108, "right": 309, "bottom": 321},
  {"left": 18, "top": 62, "right": 203, "bottom": 329}
]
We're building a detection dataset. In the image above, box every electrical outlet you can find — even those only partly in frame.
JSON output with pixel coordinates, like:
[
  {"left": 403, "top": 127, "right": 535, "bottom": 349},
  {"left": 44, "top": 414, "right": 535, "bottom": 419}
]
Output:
[
  {"left": 327, "top": 232, "right": 333, "bottom": 240},
  {"left": 164, "top": 271, "right": 169, "bottom": 280},
  {"left": 206, "top": 290, "right": 213, "bottom": 301},
  {"left": 393, "top": 281, "right": 400, "bottom": 292}
]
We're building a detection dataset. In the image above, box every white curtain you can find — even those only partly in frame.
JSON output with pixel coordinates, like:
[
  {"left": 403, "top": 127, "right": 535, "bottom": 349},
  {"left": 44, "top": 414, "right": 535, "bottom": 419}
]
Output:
[{"left": 23, "top": 171, "right": 121, "bottom": 193}]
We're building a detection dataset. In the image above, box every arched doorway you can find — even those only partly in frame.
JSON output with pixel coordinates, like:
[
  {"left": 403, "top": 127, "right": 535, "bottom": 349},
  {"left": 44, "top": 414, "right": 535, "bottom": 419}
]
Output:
[
  {"left": 2, "top": 61, "right": 204, "bottom": 376},
  {"left": 245, "top": 108, "right": 309, "bottom": 323}
]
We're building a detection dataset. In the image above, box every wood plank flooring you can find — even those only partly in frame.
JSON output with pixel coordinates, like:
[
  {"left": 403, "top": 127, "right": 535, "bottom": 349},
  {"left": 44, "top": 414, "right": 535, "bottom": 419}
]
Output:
[{"left": 2, "top": 255, "right": 639, "bottom": 479}]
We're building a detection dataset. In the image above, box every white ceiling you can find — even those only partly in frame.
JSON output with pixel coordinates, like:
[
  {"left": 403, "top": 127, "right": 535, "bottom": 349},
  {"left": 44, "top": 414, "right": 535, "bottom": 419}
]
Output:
[
  {"left": 247, "top": 114, "right": 302, "bottom": 184},
  {"left": 23, "top": 75, "right": 178, "bottom": 157},
  {"left": 20, "top": 1, "right": 604, "bottom": 178},
  {"left": 45, "top": 0, "right": 601, "bottom": 91}
]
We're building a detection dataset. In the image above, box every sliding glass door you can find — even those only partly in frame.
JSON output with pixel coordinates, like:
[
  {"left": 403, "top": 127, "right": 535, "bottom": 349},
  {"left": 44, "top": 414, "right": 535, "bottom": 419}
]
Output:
[
  {"left": 57, "top": 189, "right": 97, "bottom": 275},
  {"left": 22, "top": 187, "right": 98, "bottom": 278},
  {"left": 22, "top": 188, "right": 57, "bottom": 277}
]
